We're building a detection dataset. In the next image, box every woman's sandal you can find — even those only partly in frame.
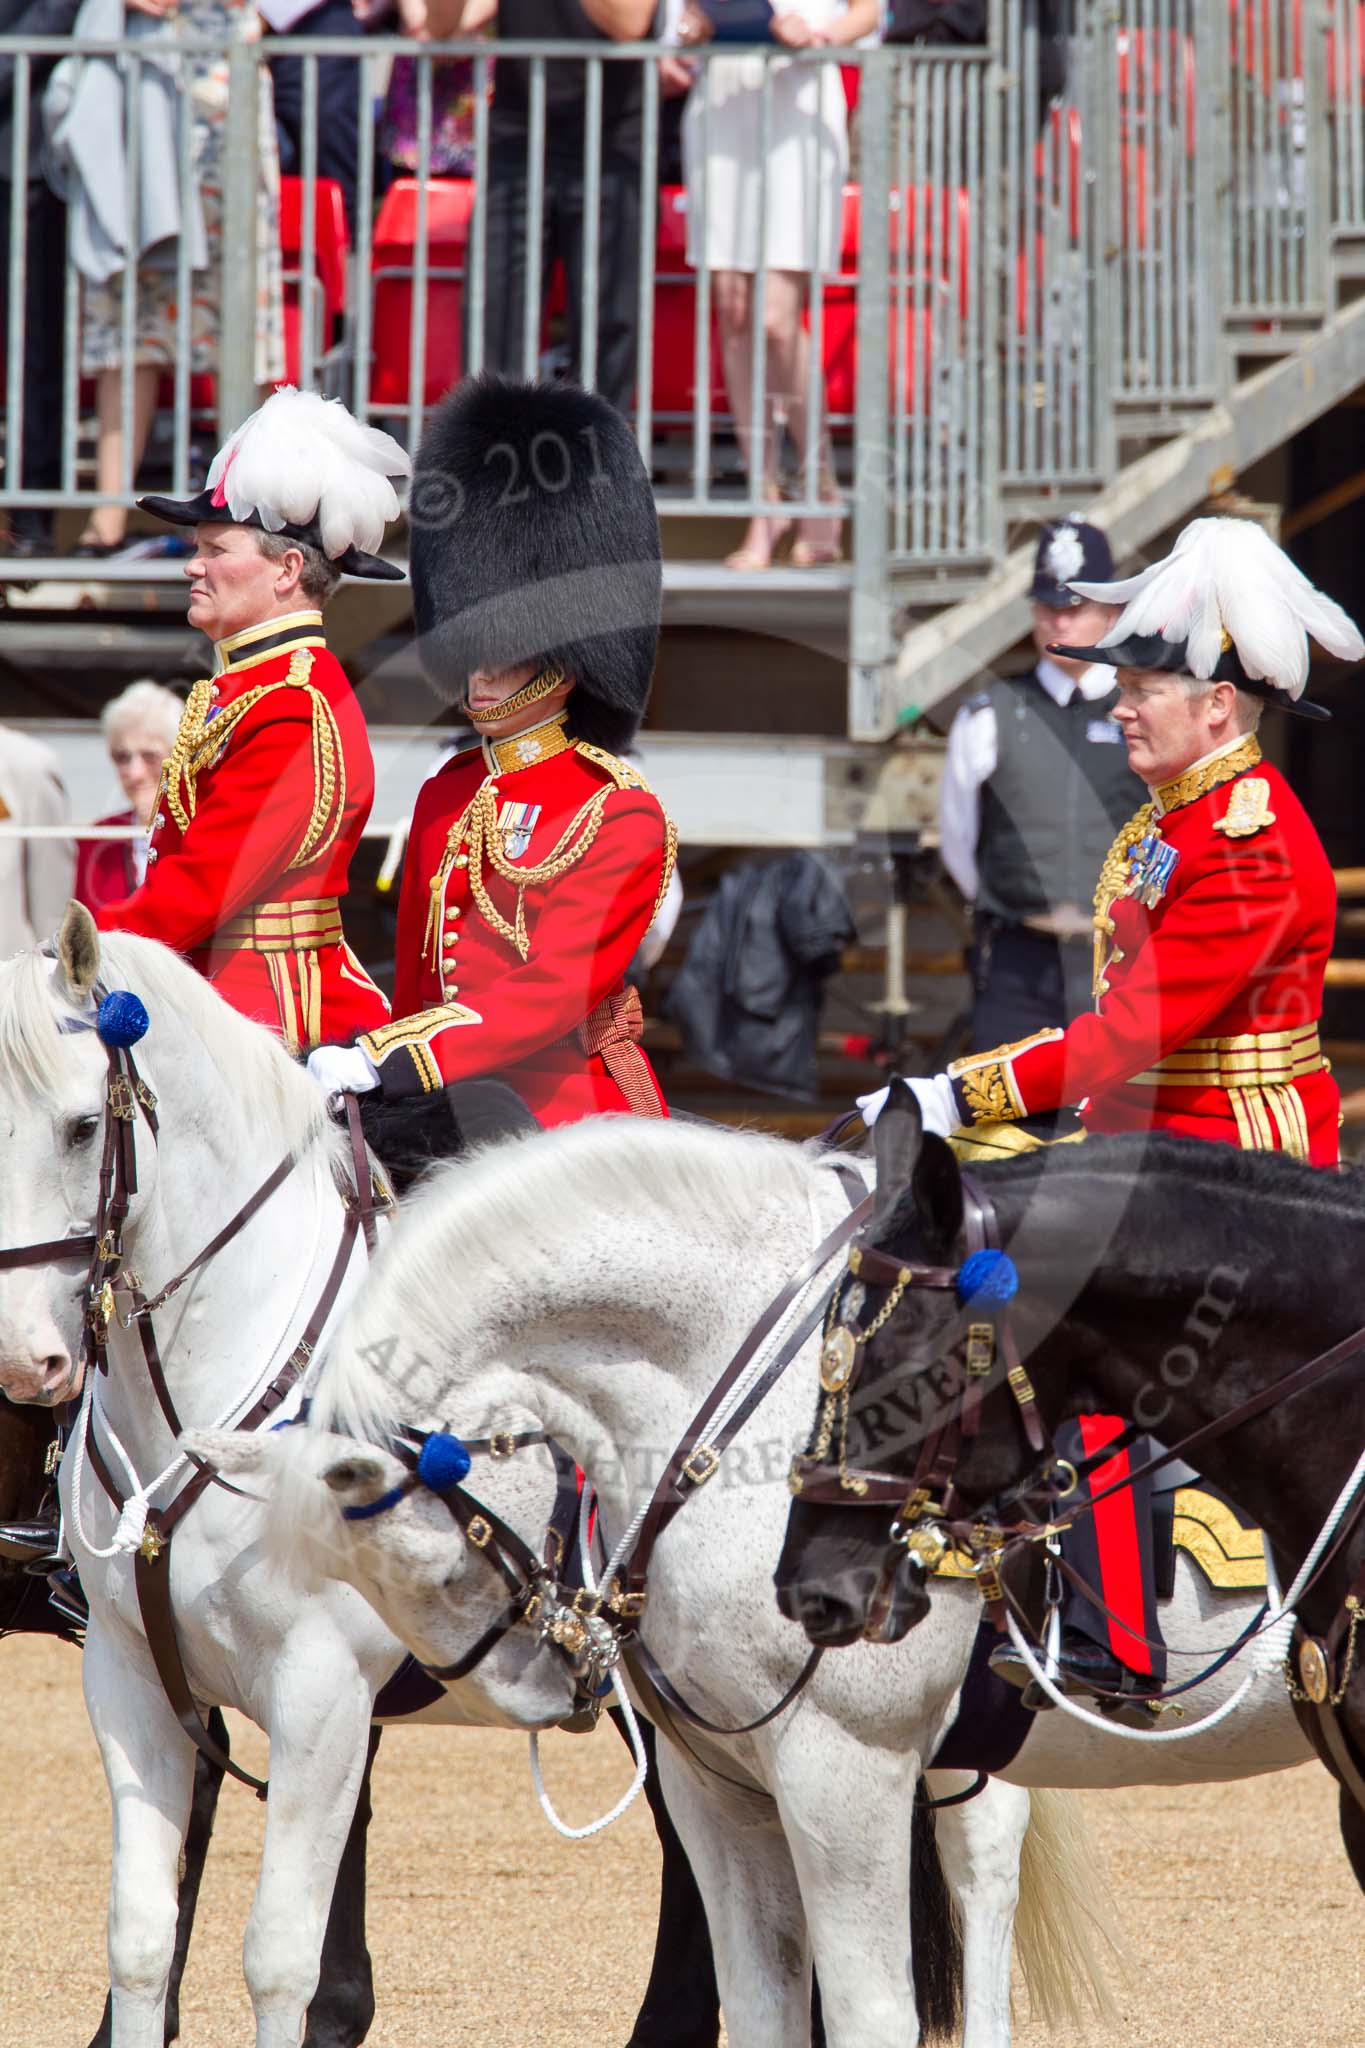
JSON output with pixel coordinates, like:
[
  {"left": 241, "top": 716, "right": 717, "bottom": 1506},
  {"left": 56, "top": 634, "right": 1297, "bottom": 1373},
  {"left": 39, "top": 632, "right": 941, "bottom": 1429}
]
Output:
[
  {"left": 724, "top": 482, "right": 794, "bottom": 572},
  {"left": 790, "top": 472, "right": 845, "bottom": 567}
]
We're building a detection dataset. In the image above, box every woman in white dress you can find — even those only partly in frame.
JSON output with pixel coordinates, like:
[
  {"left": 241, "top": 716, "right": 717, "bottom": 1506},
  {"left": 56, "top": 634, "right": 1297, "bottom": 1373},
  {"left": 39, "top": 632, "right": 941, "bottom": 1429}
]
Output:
[{"left": 680, "top": 0, "right": 879, "bottom": 568}]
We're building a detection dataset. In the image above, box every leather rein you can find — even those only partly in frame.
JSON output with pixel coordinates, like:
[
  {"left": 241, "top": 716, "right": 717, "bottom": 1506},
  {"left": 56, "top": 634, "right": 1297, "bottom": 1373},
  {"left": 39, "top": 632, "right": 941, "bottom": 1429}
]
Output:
[
  {"left": 343, "top": 1161, "right": 876, "bottom": 1740},
  {"left": 784, "top": 1169, "right": 1365, "bottom": 1784},
  {"left": 0, "top": 1008, "right": 388, "bottom": 1800}
]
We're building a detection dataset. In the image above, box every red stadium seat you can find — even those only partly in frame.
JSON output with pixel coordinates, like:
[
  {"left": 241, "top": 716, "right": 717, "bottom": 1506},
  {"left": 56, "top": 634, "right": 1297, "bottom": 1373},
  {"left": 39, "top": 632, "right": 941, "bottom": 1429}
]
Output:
[
  {"left": 1035, "top": 104, "right": 1083, "bottom": 244},
  {"left": 649, "top": 185, "right": 724, "bottom": 420},
  {"left": 154, "top": 177, "right": 351, "bottom": 412},
  {"left": 278, "top": 176, "right": 349, "bottom": 386},
  {"left": 820, "top": 185, "right": 970, "bottom": 422},
  {"left": 1117, "top": 27, "right": 1196, "bottom": 157},
  {"left": 369, "top": 177, "right": 475, "bottom": 408},
  {"left": 1327, "top": 2, "right": 1365, "bottom": 99},
  {"left": 1228, "top": 0, "right": 1306, "bottom": 92}
]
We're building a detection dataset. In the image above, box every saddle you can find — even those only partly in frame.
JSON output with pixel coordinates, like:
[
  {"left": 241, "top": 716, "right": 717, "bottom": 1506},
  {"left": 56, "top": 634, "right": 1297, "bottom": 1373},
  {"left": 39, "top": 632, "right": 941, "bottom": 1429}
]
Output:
[{"left": 356, "top": 1078, "right": 540, "bottom": 1197}]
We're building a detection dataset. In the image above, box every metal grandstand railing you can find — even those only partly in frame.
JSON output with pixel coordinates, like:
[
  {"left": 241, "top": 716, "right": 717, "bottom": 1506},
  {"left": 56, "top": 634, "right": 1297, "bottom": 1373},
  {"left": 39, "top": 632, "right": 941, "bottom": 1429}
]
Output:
[{"left": 1, "top": 4, "right": 1362, "bottom": 704}]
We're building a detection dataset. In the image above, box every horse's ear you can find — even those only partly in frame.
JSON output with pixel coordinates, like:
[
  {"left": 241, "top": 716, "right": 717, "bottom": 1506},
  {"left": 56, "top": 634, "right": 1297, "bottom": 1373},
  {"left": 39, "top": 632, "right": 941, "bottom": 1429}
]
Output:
[
  {"left": 868, "top": 1078, "right": 925, "bottom": 1236},
  {"left": 54, "top": 901, "right": 100, "bottom": 1003},
  {"left": 911, "top": 1133, "right": 964, "bottom": 1254},
  {"left": 321, "top": 1449, "right": 394, "bottom": 1503}
]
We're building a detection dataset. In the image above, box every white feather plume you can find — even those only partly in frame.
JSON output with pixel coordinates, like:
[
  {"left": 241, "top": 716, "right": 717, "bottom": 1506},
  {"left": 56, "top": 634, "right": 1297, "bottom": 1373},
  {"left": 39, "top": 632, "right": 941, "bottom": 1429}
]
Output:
[
  {"left": 205, "top": 388, "right": 410, "bottom": 559},
  {"left": 1068, "top": 516, "right": 1364, "bottom": 700}
]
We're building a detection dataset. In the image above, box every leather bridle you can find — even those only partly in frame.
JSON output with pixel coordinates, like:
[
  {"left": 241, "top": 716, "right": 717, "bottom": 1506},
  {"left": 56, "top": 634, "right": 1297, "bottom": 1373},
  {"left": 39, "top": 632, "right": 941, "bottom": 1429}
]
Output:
[
  {"left": 340, "top": 1425, "right": 596, "bottom": 1690},
  {"left": 332, "top": 1160, "right": 879, "bottom": 1740},
  {"left": 0, "top": 986, "right": 389, "bottom": 1797},
  {"left": 788, "top": 1170, "right": 1052, "bottom": 1533},
  {"left": 784, "top": 1165, "right": 1365, "bottom": 1804}
]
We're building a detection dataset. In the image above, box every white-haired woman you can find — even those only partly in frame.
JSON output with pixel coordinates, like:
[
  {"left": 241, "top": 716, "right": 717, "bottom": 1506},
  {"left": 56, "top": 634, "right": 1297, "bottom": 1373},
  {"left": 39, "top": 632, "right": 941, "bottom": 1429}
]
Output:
[{"left": 75, "top": 680, "right": 184, "bottom": 914}]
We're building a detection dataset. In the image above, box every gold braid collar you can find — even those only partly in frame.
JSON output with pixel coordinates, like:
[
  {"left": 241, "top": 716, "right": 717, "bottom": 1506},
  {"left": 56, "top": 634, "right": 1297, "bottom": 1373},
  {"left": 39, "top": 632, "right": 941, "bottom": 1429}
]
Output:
[{"left": 160, "top": 650, "right": 346, "bottom": 869}]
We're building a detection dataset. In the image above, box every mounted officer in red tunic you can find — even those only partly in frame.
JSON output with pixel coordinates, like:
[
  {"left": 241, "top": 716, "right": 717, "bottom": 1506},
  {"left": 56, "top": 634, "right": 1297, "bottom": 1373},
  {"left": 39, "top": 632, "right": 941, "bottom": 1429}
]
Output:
[
  {"left": 96, "top": 389, "right": 408, "bottom": 1054},
  {"left": 864, "top": 515, "right": 1364, "bottom": 1711},
  {"left": 307, "top": 376, "right": 674, "bottom": 1136}
]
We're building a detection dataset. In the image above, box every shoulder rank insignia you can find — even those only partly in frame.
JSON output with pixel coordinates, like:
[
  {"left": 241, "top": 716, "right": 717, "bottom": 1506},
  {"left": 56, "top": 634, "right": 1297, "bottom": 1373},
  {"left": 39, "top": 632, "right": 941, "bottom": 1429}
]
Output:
[
  {"left": 1127, "top": 827, "right": 1179, "bottom": 908},
  {"left": 498, "top": 800, "right": 541, "bottom": 862},
  {"left": 1215, "top": 777, "right": 1276, "bottom": 839}
]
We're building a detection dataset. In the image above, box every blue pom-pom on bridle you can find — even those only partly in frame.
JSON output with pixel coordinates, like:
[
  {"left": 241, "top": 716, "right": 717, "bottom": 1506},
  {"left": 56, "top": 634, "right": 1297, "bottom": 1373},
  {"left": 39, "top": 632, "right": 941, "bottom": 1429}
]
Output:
[
  {"left": 97, "top": 989, "right": 149, "bottom": 1049},
  {"left": 955, "top": 1247, "right": 1019, "bottom": 1310},
  {"left": 417, "top": 1431, "right": 472, "bottom": 1492}
]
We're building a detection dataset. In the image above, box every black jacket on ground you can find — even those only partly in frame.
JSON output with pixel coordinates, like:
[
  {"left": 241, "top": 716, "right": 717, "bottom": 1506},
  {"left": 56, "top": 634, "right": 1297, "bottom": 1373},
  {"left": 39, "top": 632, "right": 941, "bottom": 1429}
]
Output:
[{"left": 667, "top": 853, "right": 854, "bottom": 1100}]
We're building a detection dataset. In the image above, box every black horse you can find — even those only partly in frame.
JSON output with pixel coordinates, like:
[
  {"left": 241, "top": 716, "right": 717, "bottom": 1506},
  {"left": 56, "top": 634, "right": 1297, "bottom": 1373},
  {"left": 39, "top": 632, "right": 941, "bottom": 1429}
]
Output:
[{"left": 773, "top": 1081, "right": 1365, "bottom": 1892}]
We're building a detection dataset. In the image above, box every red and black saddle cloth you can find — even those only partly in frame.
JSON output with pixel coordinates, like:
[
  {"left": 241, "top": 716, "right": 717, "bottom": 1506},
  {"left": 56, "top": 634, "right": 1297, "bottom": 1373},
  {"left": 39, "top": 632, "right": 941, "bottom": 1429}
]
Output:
[{"left": 1054, "top": 1415, "right": 1168, "bottom": 1682}]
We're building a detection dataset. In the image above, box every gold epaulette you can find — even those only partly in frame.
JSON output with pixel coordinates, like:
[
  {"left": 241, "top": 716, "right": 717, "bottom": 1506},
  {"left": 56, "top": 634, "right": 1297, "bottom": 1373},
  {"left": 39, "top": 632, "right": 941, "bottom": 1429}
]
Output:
[
  {"left": 162, "top": 649, "right": 346, "bottom": 870},
  {"left": 572, "top": 741, "right": 679, "bottom": 925}
]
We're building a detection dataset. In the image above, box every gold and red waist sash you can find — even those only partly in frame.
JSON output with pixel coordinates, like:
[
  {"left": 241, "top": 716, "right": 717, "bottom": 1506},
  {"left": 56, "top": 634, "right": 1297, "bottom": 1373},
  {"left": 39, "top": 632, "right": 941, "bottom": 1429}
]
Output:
[
  {"left": 1124, "top": 1025, "right": 1324, "bottom": 1161},
  {"left": 1126, "top": 1026, "right": 1324, "bottom": 1090},
  {"left": 218, "top": 898, "right": 344, "bottom": 954},
  {"left": 556, "top": 984, "right": 663, "bottom": 1118},
  {"left": 215, "top": 897, "right": 345, "bottom": 1054}
]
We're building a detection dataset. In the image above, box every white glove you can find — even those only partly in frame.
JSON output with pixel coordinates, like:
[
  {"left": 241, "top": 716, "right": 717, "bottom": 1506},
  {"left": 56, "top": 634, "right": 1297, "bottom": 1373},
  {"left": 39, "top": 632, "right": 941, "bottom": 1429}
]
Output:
[
  {"left": 305, "top": 1042, "right": 380, "bottom": 1103},
  {"left": 856, "top": 1073, "right": 958, "bottom": 1137}
]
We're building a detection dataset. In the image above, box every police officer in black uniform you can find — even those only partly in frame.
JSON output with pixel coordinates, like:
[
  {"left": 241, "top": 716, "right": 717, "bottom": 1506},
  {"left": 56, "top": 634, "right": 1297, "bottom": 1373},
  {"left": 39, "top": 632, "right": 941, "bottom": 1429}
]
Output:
[{"left": 938, "top": 518, "right": 1144, "bottom": 1048}]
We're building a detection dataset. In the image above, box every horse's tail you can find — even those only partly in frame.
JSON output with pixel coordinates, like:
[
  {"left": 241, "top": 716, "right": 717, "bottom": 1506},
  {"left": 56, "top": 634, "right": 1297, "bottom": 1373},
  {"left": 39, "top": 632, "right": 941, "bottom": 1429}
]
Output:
[
  {"left": 1012, "top": 1786, "right": 1127, "bottom": 2030},
  {"left": 910, "top": 1786, "right": 963, "bottom": 2044}
]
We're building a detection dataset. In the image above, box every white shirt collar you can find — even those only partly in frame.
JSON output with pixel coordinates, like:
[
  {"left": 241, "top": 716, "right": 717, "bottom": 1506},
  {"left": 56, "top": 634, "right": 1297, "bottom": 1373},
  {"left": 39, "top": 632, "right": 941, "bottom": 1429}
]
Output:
[{"left": 1035, "top": 657, "right": 1116, "bottom": 708}]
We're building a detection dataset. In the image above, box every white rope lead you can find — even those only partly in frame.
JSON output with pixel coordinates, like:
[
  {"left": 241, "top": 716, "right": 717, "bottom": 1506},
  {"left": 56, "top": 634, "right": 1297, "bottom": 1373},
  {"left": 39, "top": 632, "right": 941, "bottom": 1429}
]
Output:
[
  {"left": 1277, "top": 1441, "right": 1365, "bottom": 1610},
  {"left": 1002, "top": 1606, "right": 1296, "bottom": 1744},
  {"left": 528, "top": 1669, "right": 649, "bottom": 1842},
  {"left": 527, "top": 1168, "right": 861, "bottom": 1841}
]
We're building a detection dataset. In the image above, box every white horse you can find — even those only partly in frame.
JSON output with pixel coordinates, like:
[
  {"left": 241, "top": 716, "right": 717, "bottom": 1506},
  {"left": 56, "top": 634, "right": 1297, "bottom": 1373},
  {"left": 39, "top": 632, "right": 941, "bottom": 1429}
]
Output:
[
  {"left": 0, "top": 910, "right": 573, "bottom": 2048},
  {"left": 198, "top": 1114, "right": 1123, "bottom": 2048}
]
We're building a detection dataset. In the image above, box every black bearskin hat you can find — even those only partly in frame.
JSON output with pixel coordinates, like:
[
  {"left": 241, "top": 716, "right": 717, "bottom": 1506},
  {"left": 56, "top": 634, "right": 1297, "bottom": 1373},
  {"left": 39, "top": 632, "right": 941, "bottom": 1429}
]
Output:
[{"left": 408, "top": 376, "right": 662, "bottom": 752}]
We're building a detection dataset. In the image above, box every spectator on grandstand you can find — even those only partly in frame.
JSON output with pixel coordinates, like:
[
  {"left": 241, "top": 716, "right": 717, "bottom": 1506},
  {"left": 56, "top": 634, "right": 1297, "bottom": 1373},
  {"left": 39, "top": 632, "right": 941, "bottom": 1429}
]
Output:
[
  {"left": 51, "top": 0, "right": 285, "bottom": 559},
  {"left": 0, "top": 725, "right": 74, "bottom": 957},
  {"left": 265, "top": 0, "right": 363, "bottom": 232},
  {"left": 74, "top": 680, "right": 184, "bottom": 916},
  {"left": 884, "top": 1, "right": 1069, "bottom": 125},
  {"left": 0, "top": 0, "right": 81, "bottom": 559},
  {"left": 473, "top": 0, "right": 658, "bottom": 420},
  {"left": 366, "top": 0, "right": 494, "bottom": 187},
  {"left": 678, "top": 0, "right": 879, "bottom": 570}
]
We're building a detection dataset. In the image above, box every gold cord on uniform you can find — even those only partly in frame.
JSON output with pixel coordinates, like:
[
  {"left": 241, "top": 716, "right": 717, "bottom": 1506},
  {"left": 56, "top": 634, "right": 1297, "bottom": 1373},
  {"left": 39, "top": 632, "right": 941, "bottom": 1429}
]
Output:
[
  {"left": 423, "top": 783, "right": 613, "bottom": 966},
  {"left": 161, "top": 652, "right": 345, "bottom": 868}
]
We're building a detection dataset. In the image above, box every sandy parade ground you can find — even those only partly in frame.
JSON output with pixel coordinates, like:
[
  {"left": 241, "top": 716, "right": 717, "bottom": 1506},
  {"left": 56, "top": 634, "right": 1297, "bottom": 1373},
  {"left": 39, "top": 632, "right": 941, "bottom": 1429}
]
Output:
[{"left": 0, "top": 1635, "right": 1358, "bottom": 2046}]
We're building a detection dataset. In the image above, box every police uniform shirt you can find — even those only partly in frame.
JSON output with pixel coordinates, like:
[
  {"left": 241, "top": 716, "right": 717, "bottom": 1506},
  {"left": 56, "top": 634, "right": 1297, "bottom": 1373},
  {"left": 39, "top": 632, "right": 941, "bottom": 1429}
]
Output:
[{"left": 937, "top": 658, "right": 1123, "bottom": 902}]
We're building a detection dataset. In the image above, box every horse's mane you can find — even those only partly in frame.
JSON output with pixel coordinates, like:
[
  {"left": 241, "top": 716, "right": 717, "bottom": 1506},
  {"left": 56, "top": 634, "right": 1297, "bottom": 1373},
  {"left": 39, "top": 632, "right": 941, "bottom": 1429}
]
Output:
[
  {"left": 316, "top": 1116, "right": 827, "bottom": 1442},
  {"left": 0, "top": 930, "right": 338, "bottom": 1169}
]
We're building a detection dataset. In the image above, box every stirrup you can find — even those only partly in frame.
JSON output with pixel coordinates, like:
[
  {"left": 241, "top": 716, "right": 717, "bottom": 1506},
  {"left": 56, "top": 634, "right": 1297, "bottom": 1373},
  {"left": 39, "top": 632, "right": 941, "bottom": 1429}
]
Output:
[
  {"left": 0, "top": 1518, "right": 61, "bottom": 1565},
  {"left": 45, "top": 1565, "right": 89, "bottom": 1629}
]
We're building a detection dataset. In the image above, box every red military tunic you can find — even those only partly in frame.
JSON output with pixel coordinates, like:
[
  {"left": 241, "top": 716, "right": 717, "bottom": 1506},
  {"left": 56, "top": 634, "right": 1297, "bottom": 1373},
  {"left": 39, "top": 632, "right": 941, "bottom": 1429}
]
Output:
[
  {"left": 359, "top": 713, "right": 674, "bottom": 1125},
  {"left": 947, "top": 734, "right": 1341, "bottom": 1166},
  {"left": 97, "top": 611, "right": 389, "bottom": 1053}
]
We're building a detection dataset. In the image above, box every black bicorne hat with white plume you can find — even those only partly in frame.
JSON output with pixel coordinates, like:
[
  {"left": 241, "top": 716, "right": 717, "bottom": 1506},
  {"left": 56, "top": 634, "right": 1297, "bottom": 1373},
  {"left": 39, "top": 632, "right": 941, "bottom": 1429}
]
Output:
[
  {"left": 1050, "top": 516, "right": 1364, "bottom": 721},
  {"left": 407, "top": 375, "right": 662, "bottom": 752},
  {"left": 139, "top": 388, "right": 410, "bottom": 580}
]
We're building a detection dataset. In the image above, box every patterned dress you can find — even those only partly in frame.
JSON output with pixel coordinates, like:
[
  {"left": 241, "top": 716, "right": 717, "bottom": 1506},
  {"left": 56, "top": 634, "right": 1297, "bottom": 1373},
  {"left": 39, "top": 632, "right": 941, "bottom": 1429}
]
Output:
[{"left": 81, "top": 0, "right": 285, "bottom": 385}]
